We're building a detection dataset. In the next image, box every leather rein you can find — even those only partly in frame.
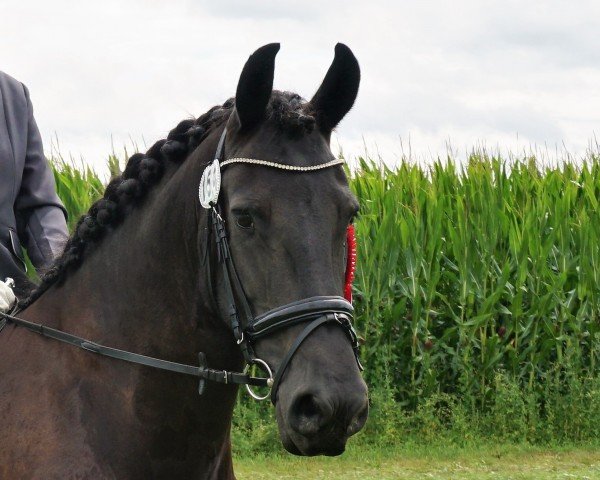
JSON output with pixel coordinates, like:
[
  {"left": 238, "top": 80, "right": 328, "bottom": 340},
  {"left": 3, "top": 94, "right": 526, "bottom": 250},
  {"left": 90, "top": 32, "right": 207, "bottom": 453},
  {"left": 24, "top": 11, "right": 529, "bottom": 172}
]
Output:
[{"left": 0, "top": 127, "right": 362, "bottom": 404}]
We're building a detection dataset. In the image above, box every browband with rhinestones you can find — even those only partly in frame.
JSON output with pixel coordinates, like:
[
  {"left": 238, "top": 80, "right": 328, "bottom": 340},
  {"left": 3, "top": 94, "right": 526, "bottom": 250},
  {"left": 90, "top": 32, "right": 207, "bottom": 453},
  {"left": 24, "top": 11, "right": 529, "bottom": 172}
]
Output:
[{"left": 220, "top": 157, "right": 345, "bottom": 171}]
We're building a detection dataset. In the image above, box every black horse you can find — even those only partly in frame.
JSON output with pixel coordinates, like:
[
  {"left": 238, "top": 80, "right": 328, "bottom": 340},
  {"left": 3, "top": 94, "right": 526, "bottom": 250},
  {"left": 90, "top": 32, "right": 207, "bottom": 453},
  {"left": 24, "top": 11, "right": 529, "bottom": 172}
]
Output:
[{"left": 0, "top": 43, "right": 368, "bottom": 479}]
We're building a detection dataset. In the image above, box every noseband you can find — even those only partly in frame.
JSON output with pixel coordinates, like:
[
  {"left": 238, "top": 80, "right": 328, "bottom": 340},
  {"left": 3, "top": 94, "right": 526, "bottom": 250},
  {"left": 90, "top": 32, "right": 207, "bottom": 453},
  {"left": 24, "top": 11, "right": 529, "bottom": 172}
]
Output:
[
  {"left": 200, "top": 128, "right": 362, "bottom": 402},
  {"left": 0, "top": 127, "right": 362, "bottom": 405}
]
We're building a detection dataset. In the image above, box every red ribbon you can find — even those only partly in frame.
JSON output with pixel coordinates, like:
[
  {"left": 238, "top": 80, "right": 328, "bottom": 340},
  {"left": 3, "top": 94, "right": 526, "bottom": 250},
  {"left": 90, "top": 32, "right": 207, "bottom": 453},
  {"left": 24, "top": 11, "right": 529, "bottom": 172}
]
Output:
[{"left": 344, "top": 225, "right": 357, "bottom": 303}]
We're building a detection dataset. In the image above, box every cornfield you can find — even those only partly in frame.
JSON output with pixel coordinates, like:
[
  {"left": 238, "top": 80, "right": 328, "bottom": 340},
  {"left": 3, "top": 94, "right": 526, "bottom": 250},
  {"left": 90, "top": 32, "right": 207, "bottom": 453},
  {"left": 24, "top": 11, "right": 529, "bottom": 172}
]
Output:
[
  {"left": 351, "top": 156, "right": 600, "bottom": 407},
  {"left": 52, "top": 160, "right": 104, "bottom": 230}
]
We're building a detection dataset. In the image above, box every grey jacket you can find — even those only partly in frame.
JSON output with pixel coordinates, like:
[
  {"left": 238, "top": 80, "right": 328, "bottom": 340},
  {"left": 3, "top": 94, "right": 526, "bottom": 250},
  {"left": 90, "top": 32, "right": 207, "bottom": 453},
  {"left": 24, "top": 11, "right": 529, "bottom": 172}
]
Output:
[{"left": 0, "top": 71, "right": 68, "bottom": 286}]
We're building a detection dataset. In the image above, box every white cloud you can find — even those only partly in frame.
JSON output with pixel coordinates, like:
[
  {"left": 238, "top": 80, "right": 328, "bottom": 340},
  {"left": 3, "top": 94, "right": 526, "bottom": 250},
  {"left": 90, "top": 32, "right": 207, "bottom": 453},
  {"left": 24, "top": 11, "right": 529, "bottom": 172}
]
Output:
[{"left": 1, "top": 0, "right": 598, "bottom": 177}]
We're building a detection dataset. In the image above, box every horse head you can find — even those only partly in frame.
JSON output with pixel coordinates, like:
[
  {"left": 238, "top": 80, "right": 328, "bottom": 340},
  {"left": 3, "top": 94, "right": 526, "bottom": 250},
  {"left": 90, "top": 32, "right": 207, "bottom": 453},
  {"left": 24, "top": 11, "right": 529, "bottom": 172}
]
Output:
[{"left": 205, "top": 43, "right": 368, "bottom": 455}]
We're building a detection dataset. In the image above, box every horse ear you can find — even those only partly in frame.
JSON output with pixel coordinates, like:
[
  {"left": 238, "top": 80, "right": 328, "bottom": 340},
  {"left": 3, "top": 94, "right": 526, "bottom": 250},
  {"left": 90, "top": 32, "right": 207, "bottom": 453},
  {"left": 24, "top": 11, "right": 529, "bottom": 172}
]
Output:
[
  {"left": 309, "top": 43, "right": 360, "bottom": 133},
  {"left": 235, "top": 43, "right": 280, "bottom": 131}
]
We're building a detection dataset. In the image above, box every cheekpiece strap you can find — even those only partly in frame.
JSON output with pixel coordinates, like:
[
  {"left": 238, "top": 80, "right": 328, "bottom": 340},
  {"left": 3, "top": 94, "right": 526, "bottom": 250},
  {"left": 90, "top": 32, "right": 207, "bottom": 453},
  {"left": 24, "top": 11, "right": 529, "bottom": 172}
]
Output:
[
  {"left": 214, "top": 128, "right": 228, "bottom": 162},
  {"left": 210, "top": 205, "right": 256, "bottom": 363}
]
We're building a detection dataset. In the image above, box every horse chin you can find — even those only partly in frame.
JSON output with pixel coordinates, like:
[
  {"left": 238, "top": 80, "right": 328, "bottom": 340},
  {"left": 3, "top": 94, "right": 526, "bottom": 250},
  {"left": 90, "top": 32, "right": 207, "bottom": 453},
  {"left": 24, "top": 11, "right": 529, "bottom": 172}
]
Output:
[
  {"left": 277, "top": 417, "right": 348, "bottom": 457},
  {"left": 280, "top": 429, "right": 348, "bottom": 457},
  {"left": 280, "top": 431, "right": 303, "bottom": 455}
]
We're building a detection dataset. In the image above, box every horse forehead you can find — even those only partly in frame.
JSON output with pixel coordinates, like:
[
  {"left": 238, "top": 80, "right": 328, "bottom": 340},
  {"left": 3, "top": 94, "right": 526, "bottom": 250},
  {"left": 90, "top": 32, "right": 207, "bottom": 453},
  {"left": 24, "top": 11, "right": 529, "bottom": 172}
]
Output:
[{"left": 224, "top": 165, "right": 348, "bottom": 209}]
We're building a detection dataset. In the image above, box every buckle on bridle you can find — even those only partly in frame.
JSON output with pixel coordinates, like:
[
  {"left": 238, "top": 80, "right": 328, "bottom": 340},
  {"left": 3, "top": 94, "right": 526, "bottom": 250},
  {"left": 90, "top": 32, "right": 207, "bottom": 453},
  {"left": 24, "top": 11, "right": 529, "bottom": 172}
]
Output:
[
  {"left": 334, "top": 312, "right": 364, "bottom": 371},
  {"left": 210, "top": 205, "right": 224, "bottom": 223}
]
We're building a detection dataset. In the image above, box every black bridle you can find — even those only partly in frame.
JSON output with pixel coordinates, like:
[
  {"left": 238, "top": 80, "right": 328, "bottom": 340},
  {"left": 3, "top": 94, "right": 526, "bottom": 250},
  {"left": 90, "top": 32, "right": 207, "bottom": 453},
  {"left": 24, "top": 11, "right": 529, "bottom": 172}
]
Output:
[{"left": 0, "top": 127, "right": 362, "bottom": 404}]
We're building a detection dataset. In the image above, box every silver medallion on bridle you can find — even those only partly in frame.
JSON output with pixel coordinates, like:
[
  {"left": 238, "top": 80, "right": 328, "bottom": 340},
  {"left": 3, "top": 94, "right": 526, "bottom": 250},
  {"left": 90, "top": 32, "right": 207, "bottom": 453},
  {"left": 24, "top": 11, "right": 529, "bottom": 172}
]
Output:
[
  {"left": 199, "top": 157, "right": 344, "bottom": 210},
  {"left": 198, "top": 159, "right": 221, "bottom": 209}
]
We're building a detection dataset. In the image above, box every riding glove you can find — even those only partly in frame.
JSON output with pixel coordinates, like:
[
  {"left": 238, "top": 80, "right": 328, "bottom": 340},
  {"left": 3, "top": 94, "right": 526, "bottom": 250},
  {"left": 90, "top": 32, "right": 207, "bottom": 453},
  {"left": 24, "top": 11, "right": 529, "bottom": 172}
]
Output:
[{"left": 0, "top": 278, "right": 16, "bottom": 313}]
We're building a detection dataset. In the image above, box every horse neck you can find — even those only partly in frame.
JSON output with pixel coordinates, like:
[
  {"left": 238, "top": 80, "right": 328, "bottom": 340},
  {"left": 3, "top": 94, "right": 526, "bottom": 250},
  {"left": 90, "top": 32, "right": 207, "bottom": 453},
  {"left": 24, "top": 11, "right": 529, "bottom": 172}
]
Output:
[
  {"left": 20, "top": 139, "right": 242, "bottom": 476},
  {"left": 25, "top": 164, "right": 204, "bottom": 348}
]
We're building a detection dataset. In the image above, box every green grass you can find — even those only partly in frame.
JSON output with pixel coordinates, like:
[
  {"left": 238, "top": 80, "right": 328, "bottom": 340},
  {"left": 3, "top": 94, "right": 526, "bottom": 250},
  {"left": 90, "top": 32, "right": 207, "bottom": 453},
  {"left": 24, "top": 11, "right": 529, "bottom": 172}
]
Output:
[{"left": 235, "top": 444, "right": 600, "bottom": 479}]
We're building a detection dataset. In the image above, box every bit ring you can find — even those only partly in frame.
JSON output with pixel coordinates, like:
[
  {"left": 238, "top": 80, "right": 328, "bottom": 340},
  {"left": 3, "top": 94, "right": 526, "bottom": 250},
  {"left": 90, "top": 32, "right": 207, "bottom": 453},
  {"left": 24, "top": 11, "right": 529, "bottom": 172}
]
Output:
[{"left": 243, "top": 358, "right": 273, "bottom": 401}]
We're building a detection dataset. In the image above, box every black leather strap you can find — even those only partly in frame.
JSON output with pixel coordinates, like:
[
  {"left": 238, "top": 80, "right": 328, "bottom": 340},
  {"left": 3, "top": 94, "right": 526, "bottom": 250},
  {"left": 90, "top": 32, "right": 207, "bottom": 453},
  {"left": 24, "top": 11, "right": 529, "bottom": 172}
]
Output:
[
  {"left": 269, "top": 314, "right": 338, "bottom": 404},
  {"left": 211, "top": 207, "right": 256, "bottom": 362},
  {"left": 214, "top": 128, "right": 227, "bottom": 161},
  {"left": 248, "top": 296, "right": 354, "bottom": 339},
  {"left": 0, "top": 311, "right": 270, "bottom": 389}
]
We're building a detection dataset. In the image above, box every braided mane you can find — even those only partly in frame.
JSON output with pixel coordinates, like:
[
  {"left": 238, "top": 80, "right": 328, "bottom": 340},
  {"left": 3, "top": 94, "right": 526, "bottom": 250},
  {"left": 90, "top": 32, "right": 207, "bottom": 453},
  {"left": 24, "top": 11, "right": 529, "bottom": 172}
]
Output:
[{"left": 20, "top": 91, "right": 315, "bottom": 308}]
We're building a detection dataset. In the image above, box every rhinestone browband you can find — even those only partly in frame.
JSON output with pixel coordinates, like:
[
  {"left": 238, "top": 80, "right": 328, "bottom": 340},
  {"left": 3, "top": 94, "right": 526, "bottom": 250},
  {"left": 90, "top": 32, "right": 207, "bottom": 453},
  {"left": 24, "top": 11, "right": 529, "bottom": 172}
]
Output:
[{"left": 220, "top": 157, "right": 345, "bottom": 171}]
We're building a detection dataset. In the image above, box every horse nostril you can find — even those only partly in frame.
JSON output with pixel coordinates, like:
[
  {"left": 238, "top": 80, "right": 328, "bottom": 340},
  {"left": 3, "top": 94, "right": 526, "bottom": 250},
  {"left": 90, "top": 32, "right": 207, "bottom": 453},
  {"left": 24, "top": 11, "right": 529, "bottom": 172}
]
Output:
[{"left": 289, "top": 393, "right": 331, "bottom": 437}]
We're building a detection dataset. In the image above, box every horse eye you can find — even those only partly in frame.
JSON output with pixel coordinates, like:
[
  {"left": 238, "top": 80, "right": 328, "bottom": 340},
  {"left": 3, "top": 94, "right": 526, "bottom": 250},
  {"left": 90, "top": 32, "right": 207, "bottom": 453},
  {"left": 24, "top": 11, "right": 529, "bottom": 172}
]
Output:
[{"left": 236, "top": 212, "right": 254, "bottom": 230}]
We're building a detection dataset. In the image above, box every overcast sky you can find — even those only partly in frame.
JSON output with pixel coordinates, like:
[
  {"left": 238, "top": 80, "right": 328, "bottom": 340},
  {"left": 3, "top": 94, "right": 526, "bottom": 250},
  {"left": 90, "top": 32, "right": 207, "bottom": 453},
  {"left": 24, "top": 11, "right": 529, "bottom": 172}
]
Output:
[{"left": 2, "top": 0, "right": 599, "bottom": 176}]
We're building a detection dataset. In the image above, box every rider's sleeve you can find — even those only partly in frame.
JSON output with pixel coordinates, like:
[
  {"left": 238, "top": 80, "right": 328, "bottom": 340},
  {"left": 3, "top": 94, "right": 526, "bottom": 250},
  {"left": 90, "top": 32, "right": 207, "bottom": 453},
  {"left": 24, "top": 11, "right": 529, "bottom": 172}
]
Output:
[{"left": 13, "top": 85, "right": 68, "bottom": 269}]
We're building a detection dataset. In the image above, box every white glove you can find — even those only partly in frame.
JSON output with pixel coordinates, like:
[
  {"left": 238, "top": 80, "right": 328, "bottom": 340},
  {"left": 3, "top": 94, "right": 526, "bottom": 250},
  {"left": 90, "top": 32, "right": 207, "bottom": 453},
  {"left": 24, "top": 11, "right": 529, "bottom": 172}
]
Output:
[{"left": 0, "top": 278, "right": 16, "bottom": 313}]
